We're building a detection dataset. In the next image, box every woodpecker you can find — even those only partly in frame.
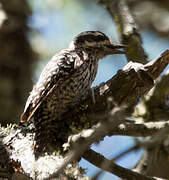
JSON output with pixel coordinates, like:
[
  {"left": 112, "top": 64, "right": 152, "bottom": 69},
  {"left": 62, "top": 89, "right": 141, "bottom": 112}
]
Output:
[{"left": 21, "top": 31, "right": 126, "bottom": 156}]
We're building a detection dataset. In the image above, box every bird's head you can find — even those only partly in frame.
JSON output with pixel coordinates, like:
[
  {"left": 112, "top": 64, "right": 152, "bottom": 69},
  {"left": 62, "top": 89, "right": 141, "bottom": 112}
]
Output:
[{"left": 69, "top": 31, "right": 126, "bottom": 58}]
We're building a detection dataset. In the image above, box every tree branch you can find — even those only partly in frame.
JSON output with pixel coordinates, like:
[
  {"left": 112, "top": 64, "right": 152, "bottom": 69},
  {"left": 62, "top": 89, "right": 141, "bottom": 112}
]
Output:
[
  {"left": 143, "top": 69, "right": 169, "bottom": 122},
  {"left": 44, "top": 107, "right": 127, "bottom": 179},
  {"left": 100, "top": 0, "right": 148, "bottom": 63},
  {"left": 64, "top": 50, "right": 169, "bottom": 132},
  {"left": 83, "top": 149, "right": 158, "bottom": 180},
  {"left": 109, "top": 120, "right": 169, "bottom": 137},
  {"left": 0, "top": 50, "right": 168, "bottom": 179}
]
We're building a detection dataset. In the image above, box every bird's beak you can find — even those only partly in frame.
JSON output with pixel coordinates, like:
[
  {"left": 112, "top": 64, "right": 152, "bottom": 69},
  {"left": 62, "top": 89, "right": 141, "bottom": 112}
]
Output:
[{"left": 105, "top": 43, "right": 127, "bottom": 54}]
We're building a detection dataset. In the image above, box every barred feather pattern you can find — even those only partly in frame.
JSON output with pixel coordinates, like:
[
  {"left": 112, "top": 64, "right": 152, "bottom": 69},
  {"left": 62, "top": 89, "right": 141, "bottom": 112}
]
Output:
[
  {"left": 20, "top": 31, "right": 126, "bottom": 156},
  {"left": 22, "top": 48, "right": 99, "bottom": 155}
]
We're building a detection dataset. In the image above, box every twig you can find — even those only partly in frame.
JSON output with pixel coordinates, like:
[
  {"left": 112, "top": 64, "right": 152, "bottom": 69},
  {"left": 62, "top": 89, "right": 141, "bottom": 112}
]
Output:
[
  {"left": 1, "top": 50, "right": 168, "bottom": 179},
  {"left": 44, "top": 107, "right": 127, "bottom": 180},
  {"left": 101, "top": 0, "right": 148, "bottom": 63},
  {"left": 92, "top": 144, "right": 140, "bottom": 179},
  {"left": 90, "top": 125, "right": 169, "bottom": 180},
  {"left": 133, "top": 126, "right": 169, "bottom": 177},
  {"left": 83, "top": 149, "right": 157, "bottom": 180},
  {"left": 109, "top": 120, "right": 169, "bottom": 137}
]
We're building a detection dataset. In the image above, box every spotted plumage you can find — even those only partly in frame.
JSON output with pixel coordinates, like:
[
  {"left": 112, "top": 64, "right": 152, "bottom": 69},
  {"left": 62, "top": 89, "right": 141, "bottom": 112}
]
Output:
[{"left": 21, "top": 31, "right": 126, "bottom": 156}]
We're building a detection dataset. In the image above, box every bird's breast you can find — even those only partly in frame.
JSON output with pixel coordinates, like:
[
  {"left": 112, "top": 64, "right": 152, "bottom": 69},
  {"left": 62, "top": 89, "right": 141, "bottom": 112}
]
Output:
[{"left": 46, "top": 57, "right": 98, "bottom": 113}]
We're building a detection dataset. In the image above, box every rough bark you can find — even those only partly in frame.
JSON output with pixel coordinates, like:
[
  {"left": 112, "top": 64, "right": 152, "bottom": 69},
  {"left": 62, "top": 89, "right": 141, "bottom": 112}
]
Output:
[
  {"left": 0, "top": 50, "right": 168, "bottom": 180},
  {"left": 99, "top": 1, "right": 169, "bottom": 179},
  {"left": 0, "top": 0, "right": 169, "bottom": 179}
]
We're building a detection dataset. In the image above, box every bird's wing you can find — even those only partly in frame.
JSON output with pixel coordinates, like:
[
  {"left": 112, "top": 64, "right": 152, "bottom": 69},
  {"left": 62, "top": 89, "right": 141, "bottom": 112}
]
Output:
[{"left": 20, "top": 49, "right": 84, "bottom": 122}]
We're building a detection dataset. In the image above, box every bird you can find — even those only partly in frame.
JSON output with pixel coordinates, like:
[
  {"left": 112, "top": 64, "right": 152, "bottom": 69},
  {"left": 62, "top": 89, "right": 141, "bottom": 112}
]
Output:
[{"left": 20, "top": 31, "right": 126, "bottom": 156}]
